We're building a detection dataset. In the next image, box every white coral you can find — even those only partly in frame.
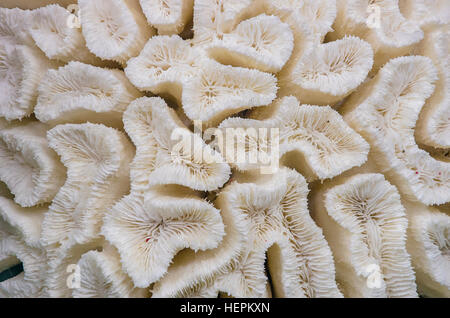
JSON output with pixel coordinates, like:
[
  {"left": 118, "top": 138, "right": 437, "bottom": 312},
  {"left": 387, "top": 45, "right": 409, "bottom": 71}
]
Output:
[
  {"left": 140, "top": 0, "right": 194, "bottom": 35},
  {"left": 125, "top": 35, "right": 201, "bottom": 99},
  {"left": 35, "top": 61, "right": 142, "bottom": 128},
  {"left": 330, "top": 0, "right": 424, "bottom": 71},
  {"left": 280, "top": 36, "right": 374, "bottom": 105},
  {"left": 182, "top": 59, "right": 277, "bottom": 125},
  {"left": 313, "top": 173, "right": 418, "bottom": 297},
  {"left": 0, "top": 42, "right": 57, "bottom": 121},
  {"left": 0, "top": 8, "right": 34, "bottom": 46},
  {"left": 0, "top": 197, "right": 47, "bottom": 298},
  {"left": 162, "top": 168, "right": 343, "bottom": 298},
  {"left": 219, "top": 96, "right": 369, "bottom": 181},
  {"left": 30, "top": 4, "right": 104, "bottom": 65},
  {"left": 404, "top": 201, "right": 450, "bottom": 297},
  {"left": 102, "top": 188, "right": 225, "bottom": 288},
  {"left": 343, "top": 56, "right": 450, "bottom": 205},
  {"left": 41, "top": 123, "right": 134, "bottom": 252},
  {"left": 73, "top": 246, "right": 149, "bottom": 298},
  {"left": 206, "top": 14, "right": 294, "bottom": 73},
  {"left": 0, "top": 122, "right": 66, "bottom": 207},
  {"left": 415, "top": 26, "right": 450, "bottom": 149},
  {"left": 123, "top": 97, "right": 230, "bottom": 192},
  {"left": 78, "top": 0, "right": 155, "bottom": 65}
]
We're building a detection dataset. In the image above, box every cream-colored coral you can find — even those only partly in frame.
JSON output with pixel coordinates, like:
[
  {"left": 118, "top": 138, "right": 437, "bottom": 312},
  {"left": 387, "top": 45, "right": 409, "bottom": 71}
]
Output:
[
  {"left": 0, "top": 122, "right": 66, "bottom": 207},
  {"left": 330, "top": 0, "right": 424, "bottom": 71},
  {"left": 399, "top": 0, "right": 450, "bottom": 26},
  {"left": 415, "top": 26, "right": 450, "bottom": 149},
  {"left": 0, "top": 197, "right": 47, "bottom": 298},
  {"left": 192, "top": 0, "right": 255, "bottom": 46},
  {"left": 125, "top": 35, "right": 201, "bottom": 101},
  {"left": 343, "top": 56, "right": 449, "bottom": 205},
  {"left": 404, "top": 201, "right": 450, "bottom": 297},
  {"left": 0, "top": 7, "right": 34, "bottom": 46},
  {"left": 182, "top": 59, "right": 278, "bottom": 126},
  {"left": 313, "top": 173, "right": 417, "bottom": 297},
  {"left": 73, "top": 245, "right": 149, "bottom": 298},
  {"left": 214, "top": 168, "right": 343, "bottom": 298},
  {"left": 150, "top": 184, "right": 248, "bottom": 297},
  {"left": 279, "top": 36, "right": 374, "bottom": 105},
  {"left": 30, "top": 4, "right": 104, "bottom": 65},
  {"left": 206, "top": 14, "right": 294, "bottom": 73},
  {"left": 159, "top": 168, "right": 343, "bottom": 298},
  {"left": 102, "top": 186, "right": 225, "bottom": 288},
  {"left": 140, "top": 0, "right": 193, "bottom": 35},
  {"left": 0, "top": 42, "right": 57, "bottom": 121},
  {"left": 219, "top": 96, "right": 369, "bottom": 181},
  {"left": 78, "top": 0, "right": 155, "bottom": 65},
  {"left": 2, "top": 0, "right": 450, "bottom": 299},
  {"left": 123, "top": 97, "right": 230, "bottom": 191},
  {"left": 41, "top": 123, "right": 134, "bottom": 252},
  {"left": 35, "top": 61, "right": 142, "bottom": 128}
]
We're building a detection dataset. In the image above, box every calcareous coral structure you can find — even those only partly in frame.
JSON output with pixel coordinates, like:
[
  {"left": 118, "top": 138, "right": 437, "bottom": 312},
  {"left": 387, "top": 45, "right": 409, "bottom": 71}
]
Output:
[{"left": 0, "top": 0, "right": 448, "bottom": 299}]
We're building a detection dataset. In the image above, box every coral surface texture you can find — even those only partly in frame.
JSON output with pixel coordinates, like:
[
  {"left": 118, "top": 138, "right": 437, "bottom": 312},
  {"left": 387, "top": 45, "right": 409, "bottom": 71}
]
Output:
[{"left": 0, "top": 0, "right": 449, "bottom": 298}]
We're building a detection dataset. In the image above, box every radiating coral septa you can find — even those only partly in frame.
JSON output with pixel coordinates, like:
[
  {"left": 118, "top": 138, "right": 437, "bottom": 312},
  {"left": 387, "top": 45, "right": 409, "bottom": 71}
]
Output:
[
  {"left": 0, "top": 42, "right": 58, "bottom": 121},
  {"left": 404, "top": 201, "right": 450, "bottom": 297},
  {"left": 329, "top": 0, "right": 423, "bottom": 72},
  {"left": 264, "top": 0, "right": 337, "bottom": 42},
  {"left": 102, "top": 189, "right": 225, "bottom": 288},
  {"left": 313, "top": 173, "right": 418, "bottom": 298},
  {"left": 74, "top": 246, "right": 149, "bottom": 298},
  {"left": 140, "top": 0, "right": 194, "bottom": 35},
  {"left": 169, "top": 168, "right": 342, "bottom": 298},
  {"left": 219, "top": 96, "right": 369, "bottom": 181},
  {"left": 0, "top": 234, "right": 47, "bottom": 298},
  {"left": 399, "top": 0, "right": 450, "bottom": 26},
  {"left": 0, "top": 197, "right": 47, "bottom": 249},
  {"left": 206, "top": 14, "right": 294, "bottom": 73},
  {"left": 123, "top": 96, "right": 231, "bottom": 192},
  {"left": 0, "top": 201, "right": 47, "bottom": 298},
  {"left": 0, "top": 7, "right": 35, "bottom": 46},
  {"left": 29, "top": 4, "right": 109, "bottom": 66},
  {"left": 125, "top": 35, "right": 201, "bottom": 97},
  {"left": 343, "top": 55, "right": 449, "bottom": 205},
  {"left": 0, "top": 122, "right": 66, "bottom": 208},
  {"left": 415, "top": 26, "right": 450, "bottom": 149},
  {"left": 41, "top": 123, "right": 134, "bottom": 252},
  {"left": 78, "top": 0, "right": 155, "bottom": 65},
  {"left": 280, "top": 36, "right": 374, "bottom": 106},
  {"left": 44, "top": 240, "right": 103, "bottom": 298},
  {"left": 182, "top": 59, "right": 278, "bottom": 126},
  {"left": 35, "top": 61, "right": 143, "bottom": 128},
  {"left": 192, "top": 0, "right": 256, "bottom": 46}
]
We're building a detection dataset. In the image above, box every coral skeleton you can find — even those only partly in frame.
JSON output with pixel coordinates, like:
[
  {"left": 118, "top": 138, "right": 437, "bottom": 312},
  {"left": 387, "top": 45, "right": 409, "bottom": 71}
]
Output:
[
  {"left": 30, "top": 4, "right": 104, "bottom": 65},
  {"left": 312, "top": 173, "right": 418, "bottom": 298},
  {"left": 0, "top": 0, "right": 449, "bottom": 299},
  {"left": 35, "top": 61, "right": 143, "bottom": 128},
  {"left": 0, "top": 122, "right": 66, "bottom": 207},
  {"left": 0, "top": 197, "right": 47, "bottom": 298},
  {"left": 78, "top": 0, "right": 155, "bottom": 65},
  {"left": 219, "top": 96, "right": 369, "bottom": 181},
  {"left": 140, "top": 0, "right": 194, "bottom": 35},
  {"left": 343, "top": 56, "right": 450, "bottom": 205}
]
